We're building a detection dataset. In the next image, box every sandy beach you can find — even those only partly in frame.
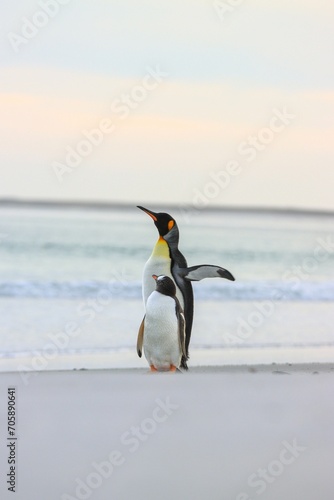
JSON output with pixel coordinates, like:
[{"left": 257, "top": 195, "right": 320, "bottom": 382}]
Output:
[{"left": 1, "top": 363, "right": 333, "bottom": 500}]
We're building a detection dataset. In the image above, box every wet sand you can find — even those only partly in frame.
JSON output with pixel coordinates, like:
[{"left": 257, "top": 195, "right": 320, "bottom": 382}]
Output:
[{"left": 1, "top": 364, "right": 333, "bottom": 500}]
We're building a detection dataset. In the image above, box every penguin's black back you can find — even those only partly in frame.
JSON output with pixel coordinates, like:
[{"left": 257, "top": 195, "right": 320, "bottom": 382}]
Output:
[{"left": 170, "top": 248, "right": 193, "bottom": 370}]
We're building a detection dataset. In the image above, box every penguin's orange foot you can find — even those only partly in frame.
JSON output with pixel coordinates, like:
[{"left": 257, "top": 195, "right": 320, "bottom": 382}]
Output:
[
  {"left": 169, "top": 365, "right": 177, "bottom": 372},
  {"left": 150, "top": 365, "right": 158, "bottom": 372}
]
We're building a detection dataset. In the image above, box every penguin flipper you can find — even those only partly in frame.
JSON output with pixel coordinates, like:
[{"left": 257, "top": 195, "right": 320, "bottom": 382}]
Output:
[
  {"left": 137, "top": 316, "right": 145, "bottom": 358},
  {"left": 178, "top": 311, "right": 187, "bottom": 359},
  {"left": 184, "top": 265, "right": 235, "bottom": 282},
  {"left": 174, "top": 298, "right": 187, "bottom": 359}
]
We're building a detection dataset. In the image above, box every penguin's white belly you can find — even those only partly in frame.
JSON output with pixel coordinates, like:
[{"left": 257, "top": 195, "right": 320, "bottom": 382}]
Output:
[
  {"left": 142, "top": 257, "right": 184, "bottom": 308},
  {"left": 143, "top": 292, "right": 181, "bottom": 370}
]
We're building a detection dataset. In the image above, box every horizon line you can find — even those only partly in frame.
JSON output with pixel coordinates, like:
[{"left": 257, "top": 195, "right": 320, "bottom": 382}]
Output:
[{"left": 0, "top": 197, "right": 333, "bottom": 217}]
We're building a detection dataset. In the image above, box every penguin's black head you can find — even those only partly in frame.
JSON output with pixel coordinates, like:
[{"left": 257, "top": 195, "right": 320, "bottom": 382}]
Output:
[
  {"left": 152, "top": 274, "right": 176, "bottom": 297},
  {"left": 137, "top": 206, "right": 178, "bottom": 238}
]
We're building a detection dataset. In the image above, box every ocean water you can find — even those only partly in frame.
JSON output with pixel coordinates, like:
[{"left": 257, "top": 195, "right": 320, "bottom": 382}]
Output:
[{"left": 1, "top": 203, "right": 334, "bottom": 371}]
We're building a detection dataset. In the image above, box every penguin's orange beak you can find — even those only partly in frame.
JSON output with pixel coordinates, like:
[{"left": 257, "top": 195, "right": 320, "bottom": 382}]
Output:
[
  {"left": 152, "top": 274, "right": 158, "bottom": 281},
  {"left": 137, "top": 206, "right": 158, "bottom": 222}
]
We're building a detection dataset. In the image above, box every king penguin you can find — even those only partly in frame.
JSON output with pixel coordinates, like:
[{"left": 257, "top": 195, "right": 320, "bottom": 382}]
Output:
[
  {"left": 137, "top": 206, "right": 235, "bottom": 370},
  {"left": 137, "top": 275, "right": 186, "bottom": 372}
]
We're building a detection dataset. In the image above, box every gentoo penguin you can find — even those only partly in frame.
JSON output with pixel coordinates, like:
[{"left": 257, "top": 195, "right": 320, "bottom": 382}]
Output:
[
  {"left": 137, "top": 206, "right": 235, "bottom": 370},
  {"left": 137, "top": 275, "right": 186, "bottom": 372}
]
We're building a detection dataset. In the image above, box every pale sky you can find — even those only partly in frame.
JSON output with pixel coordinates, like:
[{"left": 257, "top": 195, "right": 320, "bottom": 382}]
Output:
[{"left": 1, "top": 0, "right": 333, "bottom": 210}]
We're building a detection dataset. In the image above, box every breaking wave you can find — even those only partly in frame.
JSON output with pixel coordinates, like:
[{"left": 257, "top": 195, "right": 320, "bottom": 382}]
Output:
[{"left": 1, "top": 279, "right": 334, "bottom": 301}]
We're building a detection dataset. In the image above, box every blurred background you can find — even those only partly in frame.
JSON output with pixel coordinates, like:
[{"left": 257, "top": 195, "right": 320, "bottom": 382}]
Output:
[
  {"left": 0, "top": 1, "right": 333, "bottom": 370},
  {"left": 1, "top": 0, "right": 333, "bottom": 209}
]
